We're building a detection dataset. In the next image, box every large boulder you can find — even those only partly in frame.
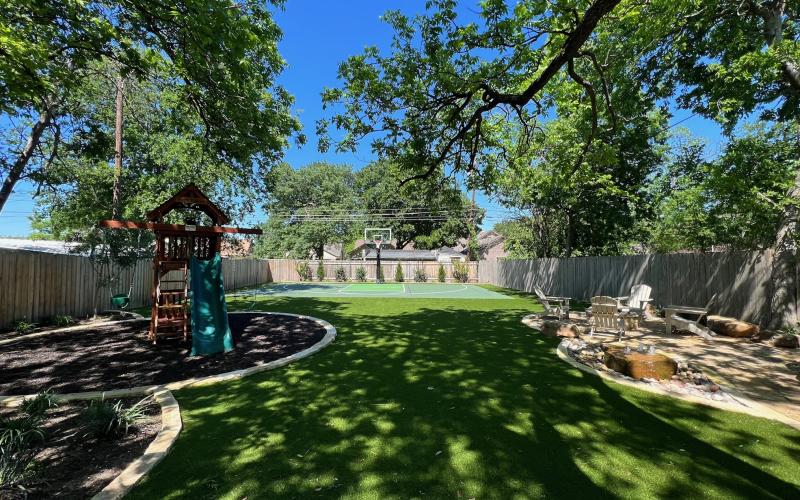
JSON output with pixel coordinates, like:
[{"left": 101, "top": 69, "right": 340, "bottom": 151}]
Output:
[
  {"left": 541, "top": 320, "right": 581, "bottom": 339},
  {"left": 706, "top": 315, "right": 759, "bottom": 338},
  {"left": 604, "top": 348, "right": 677, "bottom": 380},
  {"left": 773, "top": 333, "right": 799, "bottom": 349}
]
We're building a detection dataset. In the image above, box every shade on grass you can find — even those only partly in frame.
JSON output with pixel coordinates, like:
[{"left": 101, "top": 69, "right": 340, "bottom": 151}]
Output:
[{"left": 131, "top": 287, "right": 800, "bottom": 499}]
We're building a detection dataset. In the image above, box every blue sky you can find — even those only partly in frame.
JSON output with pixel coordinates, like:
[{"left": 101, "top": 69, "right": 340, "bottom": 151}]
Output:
[{"left": 0, "top": 0, "right": 725, "bottom": 237}]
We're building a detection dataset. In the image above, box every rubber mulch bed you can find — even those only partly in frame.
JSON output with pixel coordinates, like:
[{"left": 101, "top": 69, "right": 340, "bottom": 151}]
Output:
[{"left": 0, "top": 312, "right": 328, "bottom": 395}]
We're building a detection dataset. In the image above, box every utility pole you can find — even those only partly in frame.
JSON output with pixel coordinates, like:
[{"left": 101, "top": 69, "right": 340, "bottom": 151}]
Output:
[{"left": 111, "top": 74, "right": 124, "bottom": 220}]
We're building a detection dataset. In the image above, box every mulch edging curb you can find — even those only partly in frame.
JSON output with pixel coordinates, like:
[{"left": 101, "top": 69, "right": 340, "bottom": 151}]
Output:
[{"left": 0, "top": 311, "right": 337, "bottom": 498}]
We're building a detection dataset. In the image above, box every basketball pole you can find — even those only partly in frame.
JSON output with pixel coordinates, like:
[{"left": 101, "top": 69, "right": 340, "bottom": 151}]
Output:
[{"left": 375, "top": 240, "right": 382, "bottom": 284}]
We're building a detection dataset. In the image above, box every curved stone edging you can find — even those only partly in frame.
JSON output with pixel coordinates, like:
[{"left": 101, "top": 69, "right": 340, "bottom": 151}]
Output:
[
  {"left": 0, "top": 311, "right": 337, "bottom": 499},
  {"left": 0, "top": 315, "right": 146, "bottom": 347},
  {"left": 555, "top": 343, "right": 800, "bottom": 431},
  {"left": 0, "top": 311, "right": 337, "bottom": 406},
  {"left": 92, "top": 388, "right": 182, "bottom": 500}
]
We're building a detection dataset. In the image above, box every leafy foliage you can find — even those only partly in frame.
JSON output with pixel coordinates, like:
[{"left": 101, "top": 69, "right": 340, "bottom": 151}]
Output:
[
  {"left": 81, "top": 397, "right": 153, "bottom": 439},
  {"left": 316, "top": 261, "right": 326, "bottom": 282},
  {"left": 355, "top": 266, "right": 367, "bottom": 282},
  {"left": 452, "top": 261, "right": 469, "bottom": 283},
  {"left": 335, "top": 266, "right": 348, "bottom": 282},
  {"left": 295, "top": 262, "right": 313, "bottom": 282},
  {"left": 1, "top": 0, "right": 301, "bottom": 212},
  {"left": 394, "top": 263, "right": 404, "bottom": 282},
  {"left": 438, "top": 264, "right": 447, "bottom": 283},
  {"left": 646, "top": 124, "right": 797, "bottom": 252},
  {"left": 0, "top": 392, "right": 54, "bottom": 488},
  {"left": 48, "top": 315, "right": 74, "bottom": 327},
  {"left": 11, "top": 320, "right": 34, "bottom": 335},
  {"left": 414, "top": 268, "right": 428, "bottom": 282}
]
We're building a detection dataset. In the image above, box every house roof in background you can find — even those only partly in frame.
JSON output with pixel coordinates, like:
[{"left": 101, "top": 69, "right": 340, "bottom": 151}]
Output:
[
  {"left": 364, "top": 249, "right": 438, "bottom": 260},
  {"left": 0, "top": 238, "right": 81, "bottom": 255}
]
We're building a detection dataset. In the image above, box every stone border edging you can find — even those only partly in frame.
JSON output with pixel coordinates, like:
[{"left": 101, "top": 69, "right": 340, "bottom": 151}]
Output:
[
  {"left": 555, "top": 343, "right": 800, "bottom": 431},
  {"left": 0, "top": 311, "right": 337, "bottom": 499},
  {"left": 92, "top": 388, "right": 182, "bottom": 500}
]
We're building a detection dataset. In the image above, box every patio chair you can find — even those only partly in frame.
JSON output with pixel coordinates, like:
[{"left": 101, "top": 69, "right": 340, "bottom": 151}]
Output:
[
  {"left": 533, "top": 285, "right": 570, "bottom": 320},
  {"left": 587, "top": 296, "right": 627, "bottom": 341},
  {"left": 615, "top": 284, "right": 653, "bottom": 321},
  {"left": 665, "top": 293, "right": 718, "bottom": 341}
]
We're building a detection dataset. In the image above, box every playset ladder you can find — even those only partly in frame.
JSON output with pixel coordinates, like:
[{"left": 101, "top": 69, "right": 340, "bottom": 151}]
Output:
[{"left": 150, "top": 260, "right": 189, "bottom": 343}]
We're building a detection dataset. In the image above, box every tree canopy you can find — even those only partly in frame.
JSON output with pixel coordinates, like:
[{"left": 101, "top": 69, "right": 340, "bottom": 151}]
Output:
[
  {"left": 0, "top": 0, "right": 300, "bottom": 212},
  {"left": 254, "top": 162, "right": 478, "bottom": 259}
]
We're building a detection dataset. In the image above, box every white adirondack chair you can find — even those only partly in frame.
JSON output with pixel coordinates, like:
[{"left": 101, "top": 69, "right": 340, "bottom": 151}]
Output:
[
  {"left": 533, "top": 285, "right": 570, "bottom": 320},
  {"left": 616, "top": 284, "right": 653, "bottom": 319},
  {"left": 587, "top": 296, "right": 626, "bottom": 341}
]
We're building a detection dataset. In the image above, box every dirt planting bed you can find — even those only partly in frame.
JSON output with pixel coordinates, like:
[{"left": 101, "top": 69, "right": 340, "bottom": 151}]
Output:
[{"left": 0, "top": 312, "right": 327, "bottom": 395}]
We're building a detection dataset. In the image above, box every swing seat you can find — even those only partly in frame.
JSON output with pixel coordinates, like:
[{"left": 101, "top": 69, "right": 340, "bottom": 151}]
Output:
[{"left": 111, "top": 293, "right": 130, "bottom": 309}]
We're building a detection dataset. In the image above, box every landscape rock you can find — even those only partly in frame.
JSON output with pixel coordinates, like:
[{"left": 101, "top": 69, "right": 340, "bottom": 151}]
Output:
[
  {"left": 541, "top": 320, "right": 581, "bottom": 338},
  {"left": 706, "top": 315, "right": 759, "bottom": 338},
  {"left": 604, "top": 348, "right": 677, "bottom": 380},
  {"left": 772, "top": 333, "right": 799, "bottom": 349}
]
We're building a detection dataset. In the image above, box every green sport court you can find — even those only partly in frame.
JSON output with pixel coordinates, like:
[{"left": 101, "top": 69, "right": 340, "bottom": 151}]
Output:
[{"left": 233, "top": 282, "right": 511, "bottom": 299}]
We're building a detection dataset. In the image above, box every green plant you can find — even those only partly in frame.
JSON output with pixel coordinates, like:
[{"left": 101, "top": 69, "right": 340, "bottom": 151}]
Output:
[
  {"left": 20, "top": 392, "right": 56, "bottom": 421},
  {"left": 376, "top": 266, "right": 385, "bottom": 283},
  {"left": 414, "top": 268, "right": 428, "bottom": 282},
  {"left": 438, "top": 264, "right": 446, "bottom": 283},
  {"left": 295, "top": 262, "right": 313, "bottom": 281},
  {"left": 82, "top": 396, "right": 153, "bottom": 439},
  {"left": 335, "top": 266, "right": 347, "bottom": 282},
  {"left": 0, "top": 391, "right": 53, "bottom": 488},
  {"left": 394, "top": 263, "right": 404, "bottom": 282},
  {"left": 11, "top": 320, "right": 35, "bottom": 335},
  {"left": 49, "top": 315, "right": 75, "bottom": 327},
  {"left": 452, "top": 261, "right": 469, "bottom": 283},
  {"left": 355, "top": 266, "right": 367, "bottom": 282},
  {"left": 316, "top": 261, "right": 326, "bottom": 281}
]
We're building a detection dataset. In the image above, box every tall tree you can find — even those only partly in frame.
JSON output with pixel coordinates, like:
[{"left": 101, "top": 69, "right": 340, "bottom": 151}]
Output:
[
  {"left": 318, "top": 0, "right": 623, "bottom": 183},
  {"left": 255, "top": 163, "right": 358, "bottom": 259},
  {"left": 355, "top": 162, "right": 478, "bottom": 250},
  {"left": 0, "top": 0, "right": 300, "bottom": 212}
]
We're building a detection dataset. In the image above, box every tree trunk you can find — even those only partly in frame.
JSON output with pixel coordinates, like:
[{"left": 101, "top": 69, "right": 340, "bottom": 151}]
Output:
[
  {"left": 111, "top": 75, "right": 125, "bottom": 219},
  {"left": 0, "top": 110, "right": 52, "bottom": 212},
  {"left": 768, "top": 137, "right": 800, "bottom": 328}
]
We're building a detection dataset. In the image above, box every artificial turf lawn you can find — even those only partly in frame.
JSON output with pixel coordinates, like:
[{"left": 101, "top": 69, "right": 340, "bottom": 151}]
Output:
[{"left": 131, "top": 287, "right": 800, "bottom": 499}]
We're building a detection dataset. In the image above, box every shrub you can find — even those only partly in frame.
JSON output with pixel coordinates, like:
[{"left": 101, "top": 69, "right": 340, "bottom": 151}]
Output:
[
  {"left": 316, "top": 261, "right": 325, "bottom": 281},
  {"left": 335, "top": 266, "right": 347, "bottom": 282},
  {"left": 11, "top": 320, "right": 35, "bottom": 335},
  {"left": 377, "top": 266, "right": 385, "bottom": 283},
  {"left": 452, "top": 261, "right": 470, "bottom": 283},
  {"left": 49, "top": 315, "right": 74, "bottom": 327},
  {"left": 394, "top": 263, "right": 404, "bottom": 282},
  {"left": 414, "top": 268, "right": 428, "bottom": 282},
  {"left": 438, "top": 264, "right": 446, "bottom": 283},
  {"left": 82, "top": 396, "right": 153, "bottom": 439},
  {"left": 355, "top": 266, "right": 367, "bottom": 282},
  {"left": 20, "top": 392, "right": 56, "bottom": 421},
  {"left": 0, "top": 391, "right": 53, "bottom": 488},
  {"left": 295, "top": 261, "right": 313, "bottom": 281}
]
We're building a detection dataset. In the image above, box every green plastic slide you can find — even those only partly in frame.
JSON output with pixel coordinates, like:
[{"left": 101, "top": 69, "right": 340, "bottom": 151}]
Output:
[{"left": 190, "top": 254, "right": 234, "bottom": 356}]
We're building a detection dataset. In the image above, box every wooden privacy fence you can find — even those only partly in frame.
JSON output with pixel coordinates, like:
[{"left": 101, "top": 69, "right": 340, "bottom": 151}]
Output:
[
  {"left": 0, "top": 249, "right": 270, "bottom": 330},
  {"left": 479, "top": 251, "right": 795, "bottom": 327},
  {"left": 266, "top": 259, "right": 478, "bottom": 283}
]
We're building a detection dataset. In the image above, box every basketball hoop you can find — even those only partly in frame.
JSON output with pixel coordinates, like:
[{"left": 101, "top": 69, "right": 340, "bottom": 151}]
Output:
[{"left": 364, "top": 227, "right": 391, "bottom": 284}]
